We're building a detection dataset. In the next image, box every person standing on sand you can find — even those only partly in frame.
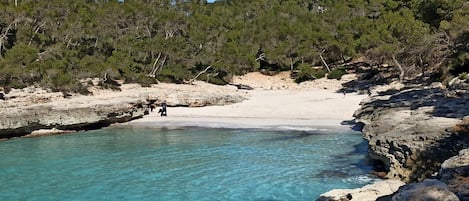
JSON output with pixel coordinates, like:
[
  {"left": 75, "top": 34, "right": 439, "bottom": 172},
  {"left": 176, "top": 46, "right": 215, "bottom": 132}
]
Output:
[{"left": 160, "top": 100, "right": 167, "bottom": 117}]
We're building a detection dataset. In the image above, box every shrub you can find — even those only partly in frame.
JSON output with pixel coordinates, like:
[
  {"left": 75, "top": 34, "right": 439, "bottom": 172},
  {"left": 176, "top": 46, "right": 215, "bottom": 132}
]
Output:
[
  {"left": 8, "top": 78, "right": 27, "bottom": 89},
  {"left": 294, "top": 64, "right": 326, "bottom": 83},
  {"left": 327, "top": 67, "right": 347, "bottom": 80},
  {"left": 39, "top": 70, "right": 90, "bottom": 94},
  {"left": 312, "top": 68, "right": 327, "bottom": 79},
  {"left": 159, "top": 64, "right": 192, "bottom": 83},
  {"left": 135, "top": 74, "right": 158, "bottom": 87},
  {"left": 459, "top": 72, "right": 468, "bottom": 80}
]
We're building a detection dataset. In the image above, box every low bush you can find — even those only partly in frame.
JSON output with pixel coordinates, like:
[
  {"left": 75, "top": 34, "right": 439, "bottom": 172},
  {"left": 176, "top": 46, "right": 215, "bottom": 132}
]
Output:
[
  {"left": 294, "top": 64, "right": 327, "bottom": 83},
  {"left": 459, "top": 72, "right": 468, "bottom": 80},
  {"left": 327, "top": 67, "right": 347, "bottom": 80}
]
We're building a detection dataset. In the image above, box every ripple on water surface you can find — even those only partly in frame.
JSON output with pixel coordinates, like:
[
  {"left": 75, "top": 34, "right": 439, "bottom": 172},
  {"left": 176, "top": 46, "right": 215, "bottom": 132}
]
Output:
[{"left": 0, "top": 127, "right": 375, "bottom": 201}]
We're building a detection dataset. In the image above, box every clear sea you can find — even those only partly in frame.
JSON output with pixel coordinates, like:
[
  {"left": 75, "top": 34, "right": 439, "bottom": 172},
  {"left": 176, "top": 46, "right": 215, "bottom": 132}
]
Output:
[{"left": 0, "top": 126, "right": 376, "bottom": 201}]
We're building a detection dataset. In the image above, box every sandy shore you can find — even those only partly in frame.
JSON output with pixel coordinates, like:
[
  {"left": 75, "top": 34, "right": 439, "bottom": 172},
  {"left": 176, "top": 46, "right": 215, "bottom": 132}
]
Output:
[{"left": 125, "top": 72, "right": 367, "bottom": 131}]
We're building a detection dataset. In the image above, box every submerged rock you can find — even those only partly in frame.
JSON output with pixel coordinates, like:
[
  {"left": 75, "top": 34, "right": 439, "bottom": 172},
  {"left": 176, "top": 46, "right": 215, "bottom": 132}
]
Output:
[{"left": 24, "top": 128, "right": 76, "bottom": 138}]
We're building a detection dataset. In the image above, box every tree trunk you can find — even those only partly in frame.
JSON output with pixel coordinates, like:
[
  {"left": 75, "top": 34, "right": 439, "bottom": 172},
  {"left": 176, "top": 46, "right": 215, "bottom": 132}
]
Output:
[
  {"left": 255, "top": 53, "right": 265, "bottom": 62},
  {"left": 290, "top": 56, "right": 294, "bottom": 71},
  {"left": 149, "top": 52, "right": 162, "bottom": 77},
  {"left": 319, "top": 50, "right": 331, "bottom": 72},
  {"left": 0, "top": 18, "right": 22, "bottom": 58},
  {"left": 418, "top": 53, "right": 425, "bottom": 77},
  {"left": 187, "top": 66, "right": 212, "bottom": 84},
  {"left": 28, "top": 22, "right": 47, "bottom": 46},
  {"left": 392, "top": 55, "right": 405, "bottom": 82},
  {"left": 155, "top": 55, "right": 167, "bottom": 76}
]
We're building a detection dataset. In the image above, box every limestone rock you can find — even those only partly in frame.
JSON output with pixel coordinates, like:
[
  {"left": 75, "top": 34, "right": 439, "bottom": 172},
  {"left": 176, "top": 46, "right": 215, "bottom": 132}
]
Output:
[
  {"left": 0, "top": 100, "right": 148, "bottom": 138},
  {"left": 0, "top": 82, "right": 247, "bottom": 139},
  {"left": 25, "top": 128, "right": 76, "bottom": 138},
  {"left": 354, "top": 87, "right": 469, "bottom": 182},
  {"left": 439, "top": 149, "right": 469, "bottom": 201},
  {"left": 391, "top": 179, "right": 459, "bottom": 201},
  {"left": 316, "top": 179, "right": 405, "bottom": 201}
]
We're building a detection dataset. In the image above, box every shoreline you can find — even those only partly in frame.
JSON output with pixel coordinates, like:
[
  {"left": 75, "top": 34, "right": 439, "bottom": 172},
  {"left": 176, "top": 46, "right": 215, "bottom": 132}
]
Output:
[
  {"left": 124, "top": 88, "right": 367, "bottom": 131},
  {"left": 0, "top": 72, "right": 412, "bottom": 200},
  {"left": 1, "top": 72, "right": 363, "bottom": 139},
  {"left": 2, "top": 71, "right": 467, "bottom": 200}
]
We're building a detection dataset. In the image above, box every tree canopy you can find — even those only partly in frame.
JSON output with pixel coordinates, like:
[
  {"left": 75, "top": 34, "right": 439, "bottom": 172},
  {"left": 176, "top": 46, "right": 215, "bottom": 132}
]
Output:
[{"left": 0, "top": 0, "right": 468, "bottom": 92}]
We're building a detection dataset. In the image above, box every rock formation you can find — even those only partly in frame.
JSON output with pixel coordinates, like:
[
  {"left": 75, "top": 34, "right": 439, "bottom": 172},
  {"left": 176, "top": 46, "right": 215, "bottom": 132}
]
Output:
[
  {"left": 391, "top": 179, "right": 460, "bottom": 201},
  {"left": 438, "top": 148, "right": 469, "bottom": 201},
  {"left": 339, "top": 76, "right": 469, "bottom": 201},
  {"left": 0, "top": 99, "right": 148, "bottom": 138},
  {"left": 316, "top": 179, "right": 405, "bottom": 201},
  {"left": 354, "top": 85, "right": 469, "bottom": 182},
  {"left": 317, "top": 74, "right": 469, "bottom": 200},
  {"left": 0, "top": 82, "right": 247, "bottom": 139}
]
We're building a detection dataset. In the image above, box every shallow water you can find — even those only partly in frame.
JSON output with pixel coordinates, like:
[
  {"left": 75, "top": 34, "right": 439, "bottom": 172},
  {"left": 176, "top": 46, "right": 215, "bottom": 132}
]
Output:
[{"left": 0, "top": 127, "right": 375, "bottom": 201}]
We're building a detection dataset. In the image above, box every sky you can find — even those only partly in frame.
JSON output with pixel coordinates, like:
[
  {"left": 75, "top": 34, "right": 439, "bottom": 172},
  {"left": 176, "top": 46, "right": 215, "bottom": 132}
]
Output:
[{"left": 207, "top": 0, "right": 216, "bottom": 3}]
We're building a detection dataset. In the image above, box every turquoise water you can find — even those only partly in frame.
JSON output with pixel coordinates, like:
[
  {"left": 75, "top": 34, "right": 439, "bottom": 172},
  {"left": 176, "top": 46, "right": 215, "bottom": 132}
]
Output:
[{"left": 0, "top": 127, "right": 374, "bottom": 201}]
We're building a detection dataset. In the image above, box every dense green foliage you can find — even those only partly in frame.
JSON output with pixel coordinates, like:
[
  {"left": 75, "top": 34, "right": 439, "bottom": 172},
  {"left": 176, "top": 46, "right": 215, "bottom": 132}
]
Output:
[
  {"left": 0, "top": 0, "right": 468, "bottom": 92},
  {"left": 327, "top": 67, "right": 346, "bottom": 80}
]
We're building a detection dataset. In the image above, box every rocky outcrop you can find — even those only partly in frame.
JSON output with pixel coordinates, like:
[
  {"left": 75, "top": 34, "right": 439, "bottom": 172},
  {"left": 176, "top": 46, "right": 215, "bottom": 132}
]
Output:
[
  {"left": 0, "top": 82, "right": 247, "bottom": 139},
  {"left": 354, "top": 85, "right": 469, "bottom": 182},
  {"left": 0, "top": 100, "right": 148, "bottom": 138},
  {"left": 391, "top": 179, "right": 459, "bottom": 201},
  {"left": 439, "top": 148, "right": 469, "bottom": 201},
  {"left": 316, "top": 179, "right": 405, "bottom": 201},
  {"left": 316, "top": 74, "right": 468, "bottom": 200}
]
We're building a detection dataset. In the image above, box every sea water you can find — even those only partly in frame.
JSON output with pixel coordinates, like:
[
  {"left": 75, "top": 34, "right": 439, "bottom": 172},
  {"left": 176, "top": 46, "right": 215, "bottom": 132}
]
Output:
[{"left": 0, "top": 127, "right": 375, "bottom": 201}]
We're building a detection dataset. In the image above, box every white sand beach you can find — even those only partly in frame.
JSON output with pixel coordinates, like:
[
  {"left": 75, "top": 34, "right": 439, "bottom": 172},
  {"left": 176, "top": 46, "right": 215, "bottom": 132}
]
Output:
[{"left": 126, "top": 72, "right": 367, "bottom": 131}]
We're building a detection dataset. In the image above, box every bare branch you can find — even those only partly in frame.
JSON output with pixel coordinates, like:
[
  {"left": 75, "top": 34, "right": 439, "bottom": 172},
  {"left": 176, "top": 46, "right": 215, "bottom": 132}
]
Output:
[
  {"left": 187, "top": 66, "right": 212, "bottom": 84},
  {"left": 255, "top": 53, "right": 265, "bottom": 62},
  {"left": 149, "top": 52, "right": 162, "bottom": 77},
  {"left": 392, "top": 55, "right": 405, "bottom": 82},
  {"left": 319, "top": 49, "right": 331, "bottom": 72},
  {"left": 145, "top": 26, "right": 152, "bottom": 38},
  {"left": 165, "top": 29, "right": 177, "bottom": 40},
  {"left": 0, "top": 18, "right": 24, "bottom": 57},
  {"left": 28, "top": 22, "right": 47, "bottom": 46}
]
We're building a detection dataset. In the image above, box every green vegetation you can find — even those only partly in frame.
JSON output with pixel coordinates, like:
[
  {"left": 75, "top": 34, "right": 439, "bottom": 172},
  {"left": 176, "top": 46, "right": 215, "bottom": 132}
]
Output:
[
  {"left": 459, "top": 72, "right": 468, "bottom": 80},
  {"left": 0, "top": 0, "right": 468, "bottom": 93},
  {"left": 327, "top": 67, "right": 346, "bottom": 80},
  {"left": 295, "top": 64, "right": 327, "bottom": 83}
]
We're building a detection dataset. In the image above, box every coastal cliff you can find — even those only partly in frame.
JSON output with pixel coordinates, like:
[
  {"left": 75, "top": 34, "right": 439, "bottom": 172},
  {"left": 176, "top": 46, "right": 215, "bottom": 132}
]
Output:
[
  {"left": 318, "top": 77, "right": 469, "bottom": 201},
  {"left": 0, "top": 82, "right": 246, "bottom": 139},
  {"left": 354, "top": 84, "right": 469, "bottom": 182}
]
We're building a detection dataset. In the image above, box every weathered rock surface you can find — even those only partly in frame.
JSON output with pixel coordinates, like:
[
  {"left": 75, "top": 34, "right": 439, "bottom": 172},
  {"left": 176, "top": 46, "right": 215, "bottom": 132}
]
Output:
[
  {"left": 0, "top": 99, "right": 147, "bottom": 138},
  {"left": 439, "top": 148, "right": 469, "bottom": 201},
  {"left": 354, "top": 85, "right": 469, "bottom": 182},
  {"left": 0, "top": 82, "right": 247, "bottom": 139},
  {"left": 347, "top": 77, "right": 469, "bottom": 201},
  {"left": 391, "top": 179, "right": 459, "bottom": 201},
  {"left": 316, "top": 179, "right": 405, "bottom": 201}
]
